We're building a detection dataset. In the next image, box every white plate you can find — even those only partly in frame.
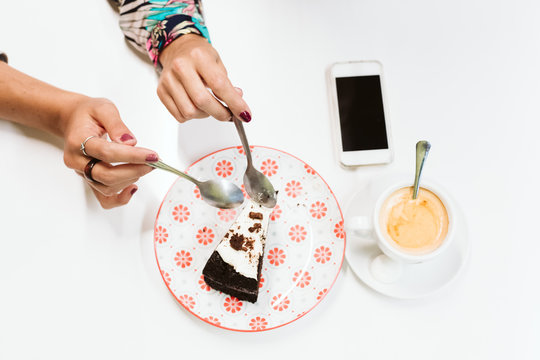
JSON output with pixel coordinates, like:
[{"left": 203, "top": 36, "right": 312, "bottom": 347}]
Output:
[
  {"left": 154, "top": 146, "right": 345, "bottom": 331},
  {"left": 344, "top": 180, "right": 470, "bottom": 299}
]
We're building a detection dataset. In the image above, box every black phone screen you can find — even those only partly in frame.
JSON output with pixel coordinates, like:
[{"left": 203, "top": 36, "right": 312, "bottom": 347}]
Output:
[{"left": 335, "top": 75, "right": 389, "bottom": 151}]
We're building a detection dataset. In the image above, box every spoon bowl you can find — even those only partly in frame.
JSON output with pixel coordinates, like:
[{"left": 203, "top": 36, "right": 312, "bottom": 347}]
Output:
[
  {"left": 233, "top": 118, "right": 277, "bottom": 208},
  {"left": 199, "top": 178, "right": 245, "bottom": 209},
  {"left": 243, "top": 167, "right": 277, "bottom": 208},
  {"left": 148, "top": 160, "right": 244, "bottom": 209}
]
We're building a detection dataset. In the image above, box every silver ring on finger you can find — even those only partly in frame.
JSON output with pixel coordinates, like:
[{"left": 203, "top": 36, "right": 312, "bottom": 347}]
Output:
[{"left": 80, "top": 135, "right": 96, "bottom": 157}]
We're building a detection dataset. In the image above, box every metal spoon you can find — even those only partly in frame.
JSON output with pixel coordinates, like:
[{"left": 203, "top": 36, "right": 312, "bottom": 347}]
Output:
[
  {"left": 233, "top": 118, "right": 277, "bottom": 208},
  {"left": 148, "top": 160, "right": 244, "bottom": 209},
  {"left": 412, "top": 140, "right": 431, "bottom": 199}
]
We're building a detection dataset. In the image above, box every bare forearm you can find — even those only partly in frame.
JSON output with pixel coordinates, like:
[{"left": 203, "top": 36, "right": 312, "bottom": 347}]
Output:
[{"left": 0, "top": 62, "right": 86, "bottom": 137}]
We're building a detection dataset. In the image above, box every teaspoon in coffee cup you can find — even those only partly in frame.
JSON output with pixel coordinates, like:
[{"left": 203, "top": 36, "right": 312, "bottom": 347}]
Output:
[
  {"left": 233, "top": 117, "right": 277, "bottom": 208},
  {"left": 147, "top": 160, "right": 244, "bottom": 209},
  {"left": 412, "top": 140, "right": 431, "bottom": 199}
]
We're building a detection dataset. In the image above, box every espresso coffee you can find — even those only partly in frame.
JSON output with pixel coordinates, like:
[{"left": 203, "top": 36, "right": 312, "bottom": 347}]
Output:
[{"left": 379, "top": 187, "right": 449, "bottom": 254}]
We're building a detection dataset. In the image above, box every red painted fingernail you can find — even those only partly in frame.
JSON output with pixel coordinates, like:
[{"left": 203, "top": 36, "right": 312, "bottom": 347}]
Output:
[
  {"left": 146, "top": 154, "right": 159, "bottom": 162},
  {"left": 130, "top": 188, "right": 138, "bottom": 196},
  {"left": 120, "top": 133, "right": 134, "bottom": 142},
  {"left": 239, "top": 111, "right": 251, "bottom": 122}
]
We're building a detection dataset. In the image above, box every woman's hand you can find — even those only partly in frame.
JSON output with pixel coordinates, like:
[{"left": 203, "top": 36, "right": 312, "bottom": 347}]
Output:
[
  {"left": 157, "top": 34, "right": 251, "bottom": 123},
  {"left": 60, "top": 97, "right": 159, "bottom": 209}
]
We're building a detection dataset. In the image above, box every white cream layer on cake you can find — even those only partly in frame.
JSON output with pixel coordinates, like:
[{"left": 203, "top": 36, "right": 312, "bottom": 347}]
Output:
[{"left": 216, "top": 199, "right": 272, "bottom": 279}]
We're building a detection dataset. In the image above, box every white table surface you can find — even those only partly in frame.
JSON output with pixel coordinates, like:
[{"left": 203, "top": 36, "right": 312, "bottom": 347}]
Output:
[{"left": 1, "top": 0, "right": 538, "bottom": 359}]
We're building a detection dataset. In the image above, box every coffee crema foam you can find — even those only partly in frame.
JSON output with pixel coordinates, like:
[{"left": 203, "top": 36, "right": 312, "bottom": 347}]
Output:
[{"left": 379, "top": 187, "right": 449, "bottom": 254}]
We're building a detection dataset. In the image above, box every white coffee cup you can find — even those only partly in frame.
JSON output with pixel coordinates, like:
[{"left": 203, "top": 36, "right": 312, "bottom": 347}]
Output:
[{"left": 346, "top": 179, "right": 455, "bottom": 282}]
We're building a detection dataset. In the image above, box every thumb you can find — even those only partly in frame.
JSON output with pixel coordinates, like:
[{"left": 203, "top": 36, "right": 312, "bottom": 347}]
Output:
[{"left": 92, "top": 99, "right": 137, "bottom": 146}]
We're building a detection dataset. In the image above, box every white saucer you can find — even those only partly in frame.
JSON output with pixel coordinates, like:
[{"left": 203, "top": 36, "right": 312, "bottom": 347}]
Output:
[{"left": 344, "top": 181, "right": 470, "bottom": 299}]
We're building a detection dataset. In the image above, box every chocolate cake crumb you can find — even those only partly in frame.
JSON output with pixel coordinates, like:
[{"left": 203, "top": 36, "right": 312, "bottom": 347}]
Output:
[
  {"left": 243, "top": 239, "right": 255, "bottom": 251},
  {"left": 248, "top": 223, "right": 262, "bottom": 233},
  {"left": 229, "top": 233, "right": 245, "bottom": 251},
  {"left": 224, "top": 233, "right": 230, "bottom": 238},
  {"left": 249, "top": 212, "right": 263, "bottom": 220}
]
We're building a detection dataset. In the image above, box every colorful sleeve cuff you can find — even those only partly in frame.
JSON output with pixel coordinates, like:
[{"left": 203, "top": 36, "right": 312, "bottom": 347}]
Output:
[
  {"left": 147, "top": 12, "right": 210, "bottom": 66},
  {"left": 117, "top": 0, "right": 210, "bottom": 67}
]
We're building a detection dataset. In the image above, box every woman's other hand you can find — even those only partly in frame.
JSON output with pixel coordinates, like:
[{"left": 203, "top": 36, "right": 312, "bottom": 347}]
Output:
[
  {"left": 157, "top": 34, "right": 251, "bottom": 123},
  {"left": 60, "top": 97, "right": 159, "bottom": 209}
]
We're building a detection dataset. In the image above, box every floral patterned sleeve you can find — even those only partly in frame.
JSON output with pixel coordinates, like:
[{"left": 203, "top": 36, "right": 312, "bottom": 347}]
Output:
[{"left": 112, "top": 0, "right": 210, "bottom": 67}]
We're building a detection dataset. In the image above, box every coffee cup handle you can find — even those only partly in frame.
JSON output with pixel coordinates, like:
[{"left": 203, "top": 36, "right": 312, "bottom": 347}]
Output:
[
  {"left": 346, "top": 215, "right": 404, "bottom": 283},
  {"left": 345, "top": 216, "right": 373, "bottom": 238}
]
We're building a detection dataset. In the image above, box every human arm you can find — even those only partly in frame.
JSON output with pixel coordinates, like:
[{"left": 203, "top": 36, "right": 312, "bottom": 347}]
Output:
[
  {"left": 0, "top": 61, "right": 159, "bottom": 209},
  {"left": 114, "top": 0, "right": 251, "bottom": 123}
]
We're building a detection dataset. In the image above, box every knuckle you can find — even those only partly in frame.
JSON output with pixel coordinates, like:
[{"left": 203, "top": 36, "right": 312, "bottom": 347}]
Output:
[
  {"left": 156, "top": 84, "right": 165, "bottom": 99},
  {"left": 65, "top": 135, "right": 81, "bottom": 152},
  {"left": 99, "top": 199, "right": 114, "bottom": 210},
  {"left": 215, "top": 112, "right": 232, "bottom": 122},
  {"left": 172, "top": 58, "right": 188, "bottom": 74},
  {"left": 210, "top": 75, "right": 227, "bottom": 92},
  {"left": 192, "top": 92, "right": 210, "bottom": 108},
  {"left": 189, "top": 47, "right": 205, "bottom": 60},
  {"left": 94, "top": 98, "right": 115, "bottom": 112},
  {"left": 63, "top": 153, "right": 74, "bottom": 169},
  {"left": 97, "top": 171, "right": 115, "bottom": 186},
  {"left": 96, "top": 147, "right": 112, "bottom": 162},
  {"left": 181, "top": 106, "right": 197, "bottom": 120}
]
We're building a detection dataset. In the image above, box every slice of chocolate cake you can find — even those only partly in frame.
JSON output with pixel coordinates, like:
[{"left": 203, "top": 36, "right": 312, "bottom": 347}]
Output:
[{"left": 203, "top": 199, "right": 272, "bottom": 303}]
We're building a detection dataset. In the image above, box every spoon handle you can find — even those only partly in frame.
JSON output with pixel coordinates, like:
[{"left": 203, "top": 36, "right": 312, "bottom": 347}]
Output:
[
  {"left": 233, "top": 117, "right": 253, "bottom": 166},
  {"left": 148, "top": 160, "right": 200, "bottom": 185},
  {"left": 413, "top": 140, "right": 431, "bottom": 199}
]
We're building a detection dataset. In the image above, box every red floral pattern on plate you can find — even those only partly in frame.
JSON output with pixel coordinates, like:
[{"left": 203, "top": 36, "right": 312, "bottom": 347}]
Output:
[
  {"left": 270, "top": 204, "right": 282, "bottom": 221},
  {"left": 260, "top": 159, "right": 278, "bottom": 176},
  {"left": 179, "top": 295, "right": 196, "bottom": 310},
  {"left": 285, "top": 180, "right": 303, "bottom": 198},
  {"left": 314, "top": 246, "right": 332, "bottom": 264},
  {"left": 161, "top": 270, "right": 171, "bottom": 286},
  {"left": 174, "top": 250, "right": 193, "bottom": 268},
  {"left": 172, "top": 204, "right": 190, "bottom": 223},
  {"left": 267, "top": 248, "right": 286, "bottom": 266},
  {"left": 289, "top": 224, "right": 307, "bottom": 243},
  {"left": 309, "top": 201, "right": 328, "bottom": 219},
  {"left": 215, "top": 160, "right": 233, "bottom": 178},
  {"left": 317, "top": 288, "right": 328, "bottom": 301},
  {"left": 199, "top": 275, "right": 211, "bottom": 291},
  {"left": 205, "top": 316, "right": 221, "bottom": 326},
  {"left": 249, "top": 316, "right": 268, "bottom": 330},
  {"left": 241, "top": 184, "right": 250, "bottom": 199},
  {"left": 196, "top": 226, "right": 214, "bottom": 245},
  {"left": 259, "top": 274, "right": 265, "bottom": 289},
  {"left": 236, "top": 145, "right": 255, "bottom": 155},
  {"left": 293, "top": 270, "right": 311, "bottom": 288},
  {"left": 155, "top": 225, "right": 168, "bottom": 244},
  {"left": 224, "top": 296, "right": 243, "bottom": 313},
  {"left": 217, "top": 208, "right": 237, "bottom": 222},
  {"left": 334, "top": 220, "right": 345, "bottom": 239},
  {"left": 271, "top": 294, "right": 290, "bottom": 311},
  {"left": 193, "top": 186, "right": 201, "bottom": 199},
  {"left": 304, "top": 163, "right": 316, "bottom": 175}
]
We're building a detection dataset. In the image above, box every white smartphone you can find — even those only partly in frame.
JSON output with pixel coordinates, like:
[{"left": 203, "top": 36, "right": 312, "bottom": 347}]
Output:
[{"left": 328, "top": 61, "right": 393, "bottom": 166}]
